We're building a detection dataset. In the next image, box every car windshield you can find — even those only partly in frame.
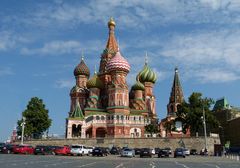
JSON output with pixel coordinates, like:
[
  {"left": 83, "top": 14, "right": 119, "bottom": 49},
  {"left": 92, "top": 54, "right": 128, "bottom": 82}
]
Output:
[{"left": 71, "top": 146, "right": 81, "bottom": 148}]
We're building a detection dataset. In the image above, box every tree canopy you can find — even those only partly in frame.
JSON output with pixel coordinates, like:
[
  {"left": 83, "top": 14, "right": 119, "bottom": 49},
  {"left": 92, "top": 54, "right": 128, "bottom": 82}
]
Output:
[
  {"left": 176, "top": 92, "right": 219, "bottom": 136},
  {"left": 17, "top": 97, "right": 52, "bottom": 139}
]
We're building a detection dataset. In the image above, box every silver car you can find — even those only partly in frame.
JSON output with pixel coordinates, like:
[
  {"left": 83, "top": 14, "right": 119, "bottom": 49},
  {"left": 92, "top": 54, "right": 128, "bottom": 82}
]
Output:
[{"left": 121, "top": 148, "right": 135, "bottom": 157}]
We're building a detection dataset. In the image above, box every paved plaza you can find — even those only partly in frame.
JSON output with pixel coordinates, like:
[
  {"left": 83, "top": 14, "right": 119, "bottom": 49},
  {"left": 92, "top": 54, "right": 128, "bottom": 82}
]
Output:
[{"left": 0, "top": 154, "right": 239, "bottom": 168}]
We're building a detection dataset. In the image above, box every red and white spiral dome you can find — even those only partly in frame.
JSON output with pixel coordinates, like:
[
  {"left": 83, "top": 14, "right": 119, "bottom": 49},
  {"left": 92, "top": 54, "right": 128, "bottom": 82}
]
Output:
[{"left": 106, "top": 51, "right": 130, "bottom": 73}]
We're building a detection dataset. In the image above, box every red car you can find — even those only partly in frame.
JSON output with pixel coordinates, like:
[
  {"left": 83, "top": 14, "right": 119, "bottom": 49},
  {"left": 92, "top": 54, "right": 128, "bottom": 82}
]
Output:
[
  {"left": 13, "top": 145, "right": 34, "bottom": 154},
  {"left": 54, "top": 146, "right": 71, "bottom": 155}
]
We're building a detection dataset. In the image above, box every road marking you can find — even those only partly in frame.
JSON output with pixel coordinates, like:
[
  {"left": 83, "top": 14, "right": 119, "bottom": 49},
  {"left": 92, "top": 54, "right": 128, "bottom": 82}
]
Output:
[
  {"left": 115, "top": 163, "right": 124, "bottom": 168},
  {"left": 175, "top": 161, "right": 190, "bottom": 168},
  {"left": 78, "top": 162, "right": 97, "bottom": 167},
  {"left": 150, "top": 161, "right": 156, "bottom": 168},
  {"left": 204, "top": 163, "right": 221, "bottom": 168}
]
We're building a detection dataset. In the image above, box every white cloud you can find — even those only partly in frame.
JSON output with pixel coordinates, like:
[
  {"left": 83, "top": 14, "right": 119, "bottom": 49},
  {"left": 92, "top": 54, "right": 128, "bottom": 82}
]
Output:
[
  {"left": 13, "top": 0, "right": 240, "bottom": 30},
  {"left": 21, "top": 40, "right": 103, "bottom": 56},
  {"left": 0, "top": 31, "right": 17, "bottom": 51},
  {"left": 0, "top": 67, "right": 14, "bottom": 76},
  {"left": 196, "top": 69, "right": 240, "bottom": 83},
  {"left": 55, "top": 79, "right": 74, "bottom": 88}
]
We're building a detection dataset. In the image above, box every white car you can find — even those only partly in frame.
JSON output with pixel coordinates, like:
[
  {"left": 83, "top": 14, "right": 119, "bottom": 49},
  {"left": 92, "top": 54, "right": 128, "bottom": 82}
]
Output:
[
  {"left": 151, "top": 148, "right": 156, "bottom": 155},
  {"left": 70, "top": 145, "right": 89, "bottom": 156},
  {"left": 183, "top": 148, "right": 190, "bottom": 156},
  {"left": 121, "top": 148, "right": 135, "bottom": 157}
]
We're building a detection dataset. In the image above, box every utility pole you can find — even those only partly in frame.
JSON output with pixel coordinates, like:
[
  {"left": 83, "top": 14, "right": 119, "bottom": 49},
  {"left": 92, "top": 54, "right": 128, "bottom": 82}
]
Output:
[
  {"left": 202, "top": 106, "right": 208, "bottom": 153},
  {"left": 21, "top": 116, "right": 26, "bottom": 145}
]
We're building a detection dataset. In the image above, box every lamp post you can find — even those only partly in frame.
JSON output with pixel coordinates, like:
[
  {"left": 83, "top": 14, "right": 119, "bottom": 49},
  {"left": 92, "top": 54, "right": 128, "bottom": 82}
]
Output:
[
  {"left": 21, "top": 116, "right": 26, "bottom": 145},
  {"left": 201, "top": 106, "right": 208, "bottom": 154}
]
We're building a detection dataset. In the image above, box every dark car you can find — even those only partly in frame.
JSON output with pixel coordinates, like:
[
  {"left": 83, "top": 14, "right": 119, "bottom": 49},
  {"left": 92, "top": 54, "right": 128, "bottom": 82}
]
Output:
[
  {"left": 164, "top": 147, "right": 172, "bottom": 155},
  {"left": 34, "top": 145, "right": 55, "bottom": 155},
  {"left": 0, "top": 144, "right": 18, "bottom": 154},
  {"left": 92, "top": 147, "right": 108, "bottom": 156},
  {"left": 174, "top": 148, "right": 185, "bottom": 158},
  {"left": 110, "top": 147, "right": 120, "bottom": 155},
  {"left": 154, "top": 148, "right": 161, "bottom": 155},
  {"left": 158, "top": 149, "right": 170, "bottom": 158},
  {"left": 190, "top": 149, "right": 198, "bottom": 155},
  {"left": 134, "top": 148, "right": 142, "bottom": 155},
  {"left": 140, "top": 148, "right": 152, "bottom": 158}
]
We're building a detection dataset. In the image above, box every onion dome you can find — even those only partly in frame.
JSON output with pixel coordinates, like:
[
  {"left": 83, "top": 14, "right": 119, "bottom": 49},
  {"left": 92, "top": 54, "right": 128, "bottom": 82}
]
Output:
[
  {"left": 132, "top": 80, "right": 145, "bottom": 91},
  {"left": 138, "top": 63, "right": 157, "bottom": 84},
  {"left": 74, "top": 57, "right": 90, "bottom": 78},
  {"left": 87, "top": 72, "right": 103, "bottom": 89},
  {"left": 106, "top": 50, "right": 130, "bottom": 73}
]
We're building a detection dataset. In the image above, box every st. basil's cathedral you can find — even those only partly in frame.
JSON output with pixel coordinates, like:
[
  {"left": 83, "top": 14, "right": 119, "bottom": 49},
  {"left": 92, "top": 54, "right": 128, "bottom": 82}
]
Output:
[{"left": 65, "top": 18, "right": 185, "bottom": 139}]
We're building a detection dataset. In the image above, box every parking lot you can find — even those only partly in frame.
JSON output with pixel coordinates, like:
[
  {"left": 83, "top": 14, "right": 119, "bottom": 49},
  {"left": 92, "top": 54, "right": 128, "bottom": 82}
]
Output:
[{"left": 0, "top": 154, "right": 240, "bottom": 168}]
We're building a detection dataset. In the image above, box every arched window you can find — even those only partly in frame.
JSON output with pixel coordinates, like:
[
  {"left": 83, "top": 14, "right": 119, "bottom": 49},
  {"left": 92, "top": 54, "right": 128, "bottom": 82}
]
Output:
[
  {"left": 96, "top": 116, "right": 100, "bottom": 120},
  {"left": 101, "top": 116, "right": 105, "bottom": 120}
]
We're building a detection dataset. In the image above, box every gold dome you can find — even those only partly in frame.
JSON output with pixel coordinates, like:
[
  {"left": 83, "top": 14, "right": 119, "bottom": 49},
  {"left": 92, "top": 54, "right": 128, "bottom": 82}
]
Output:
[{"left": 108, "top": 17, "right": 116, "bottom": 28}]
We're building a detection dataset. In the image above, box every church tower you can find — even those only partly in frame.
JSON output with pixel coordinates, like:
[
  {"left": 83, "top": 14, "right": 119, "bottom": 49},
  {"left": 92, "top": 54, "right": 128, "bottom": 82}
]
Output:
[
  {"left": 137, "top": 54, "right": 157, "bottom": 120},
  {"left": 98, "top": 17, "right": 119, "bottom": 108},
  {"left": 167, "top": 67, "right": 184, "bottom": 116}
]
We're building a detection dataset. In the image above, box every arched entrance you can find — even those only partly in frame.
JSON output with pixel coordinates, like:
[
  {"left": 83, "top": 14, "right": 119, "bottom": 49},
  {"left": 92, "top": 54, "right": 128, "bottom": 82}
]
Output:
[
  {"left": 86, "top": 127, "right": 92, "bottom": 138},
  {"left": 72, "top": 124, "right": 81, "bottom": 137},
  {"left": 96, "top": 127, "right": 107, "bottom": 138}
]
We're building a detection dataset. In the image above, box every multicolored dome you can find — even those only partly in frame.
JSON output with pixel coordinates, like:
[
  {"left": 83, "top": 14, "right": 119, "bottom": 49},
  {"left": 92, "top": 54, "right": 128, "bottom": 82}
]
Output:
[
  {"left": 87, "top": 72, "right": 103, "bottom": 89},
  {"left": 106, "top": 51, "right": 130, "bottom": 73},
  {"left": 132, "top": 80, "right": 145, "bottom": 91},
  {"left": 74, "top": 58, "right": 90, "bottom": 77},
  {"left": 138, "top": 63, "right": 157, "bottom": 83}
]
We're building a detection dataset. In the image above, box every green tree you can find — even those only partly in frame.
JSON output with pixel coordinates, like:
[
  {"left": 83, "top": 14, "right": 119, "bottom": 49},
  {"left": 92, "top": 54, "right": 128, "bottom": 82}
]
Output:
[
  {"left": 176, "top": 92, "right": 219, "bottom": 136},
  {"left": 145, "top": 120, "right": 159, "bottom": 137},
  {"left": 17, "top": 97, "right": 52, "bottom": 139}
]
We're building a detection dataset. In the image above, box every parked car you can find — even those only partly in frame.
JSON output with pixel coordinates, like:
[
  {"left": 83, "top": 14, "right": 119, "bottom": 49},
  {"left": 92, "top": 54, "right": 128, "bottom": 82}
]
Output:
[
  {"left": 158, "top": 148, "right": 170, "bottom": 158},
  {"left": 34, "top": 145, "right": 55, "bottom": 155},
  {"left": 110, "top": 147, "right": 120, "bottom": 155},
  {"left": 200, "top": 148, "right": 208, "bottom": 156},
  {"left": 174, "top": 148, "right": 185, "bottom": 158},
  {"left": 190, "top": 149, "right": 198, "bottom": 155},
  {"left": 183, "top": 148, "right": 190, "bottom": 156},
  {"left": 86, "top": 146, "right": 94, "bottom": 154},
  {"left": 13, "top": 145, "right": 34, "bottom": 154},
  {"left": 70, "top": 145, "right": 89, "bottom": 156},
  {"left": 134, "top": 148, "right": 142, "bottom": 155},
  {"left": 151, "top": 148, "right": 156, "bottom": 155},
  {"left": 54, "top": 146, "right": 71, "bottom": 155},
  {"left": 164, "top": 147, "right": 172, "bottom": 155},
  {"left": 121, "top": 148, "right": 135, "bottom": 157},
  {"left": 0, "top": 143, "right": 5, "bottom": 153},
  {"left": 92, "top": 147, "right": 108, "bottom": 156},
  {"left": 0, "top": 144, "right": 16, "bottom": 154},
  {"left": 154, "top": 148, "right": 161, "bottom": 155},
  {"left": 140, "top": 148, "right": 152, "bottom": 158}
]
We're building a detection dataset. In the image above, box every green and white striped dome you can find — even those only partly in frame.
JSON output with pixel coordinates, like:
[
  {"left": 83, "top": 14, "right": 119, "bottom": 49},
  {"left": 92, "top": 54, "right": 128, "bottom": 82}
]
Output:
[{"left": 138, "top": 63, "right": 157, "bottom": 84}]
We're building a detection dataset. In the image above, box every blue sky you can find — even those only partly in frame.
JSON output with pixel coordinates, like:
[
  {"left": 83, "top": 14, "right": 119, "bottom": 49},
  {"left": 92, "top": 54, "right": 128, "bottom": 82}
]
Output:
[{"left": 1, "top": 0, "right": 240, "bottom": 141}]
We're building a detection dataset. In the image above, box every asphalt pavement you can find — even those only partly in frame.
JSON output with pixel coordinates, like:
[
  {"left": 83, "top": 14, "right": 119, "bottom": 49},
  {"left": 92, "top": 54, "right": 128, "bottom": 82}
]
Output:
[{"left": 0, "top": 154, "right": 239, "bottom": 168}]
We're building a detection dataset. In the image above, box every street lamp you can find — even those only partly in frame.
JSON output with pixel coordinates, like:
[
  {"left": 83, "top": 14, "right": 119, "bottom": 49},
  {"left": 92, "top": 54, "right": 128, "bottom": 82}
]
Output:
[
  {"left": 21, "top": 116, "right": 26, "bottom": 145},
  {"left": 201, "top": 106, "right": 208, "bottom": 154}
]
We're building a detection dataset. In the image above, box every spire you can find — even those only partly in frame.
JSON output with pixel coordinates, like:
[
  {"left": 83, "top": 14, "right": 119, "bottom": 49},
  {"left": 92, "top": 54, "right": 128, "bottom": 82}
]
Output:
[
  {"left": 173, "top": 67, "right": 181, "bottom": 89},
  {"left": 71, "top": 99, "right": 84, "bottom": 119},
  {"left": 145, "top": 51, "right": 148, "bottom": 65},
  {"left": 81, "top": 51, "right": 84, "bottom": 61},
  {"left": 106, "top": 17, "right": 118, "bottom": 53},
  {"left": 167, "top": 67, "right": 184, "bottom": 114}
]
